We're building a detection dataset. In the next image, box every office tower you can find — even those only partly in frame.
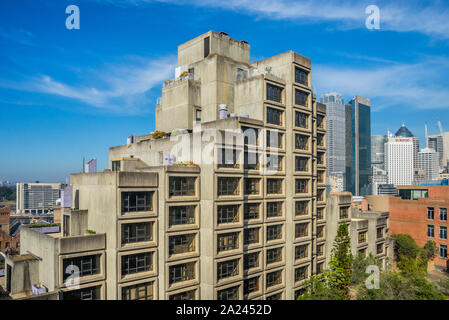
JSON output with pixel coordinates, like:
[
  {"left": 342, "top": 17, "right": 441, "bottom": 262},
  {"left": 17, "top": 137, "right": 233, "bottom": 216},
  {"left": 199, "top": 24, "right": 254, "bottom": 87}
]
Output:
[
  {"left": 5, "top": 31, "right": 326, "bottom": 300},
  {"left": 395, "top": 124, "right": 419, "bottom": 169},
  {"left": 427, "top": 133, "right": 449, "bottom": 169},
  {"left": 418, "top": 148, "right": 440, "bottom": 182},
  {"left": 16, "top": 182, "right": 63, "bottom": 214},
  {"left": 345, "top": 96, "right": 371, "bottom": 196},
  {"left": 320, "top": 93, "right": 345, "bottom": 191},
  {"left": 385, "top": 137, "right": 414, "bottom": 186},
  {"left": 371, "top": 135, "right": 388, "bottom": 170},
  {"left": 372, "top": 166, "right": 388, "bottom": 195}
]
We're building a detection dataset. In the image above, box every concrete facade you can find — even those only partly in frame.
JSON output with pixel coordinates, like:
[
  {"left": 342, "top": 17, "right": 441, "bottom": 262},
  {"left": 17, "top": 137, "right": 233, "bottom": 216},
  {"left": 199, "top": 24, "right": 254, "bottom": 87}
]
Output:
[{"left": 326, "top": 193, "right": 391, "bottom": 270}]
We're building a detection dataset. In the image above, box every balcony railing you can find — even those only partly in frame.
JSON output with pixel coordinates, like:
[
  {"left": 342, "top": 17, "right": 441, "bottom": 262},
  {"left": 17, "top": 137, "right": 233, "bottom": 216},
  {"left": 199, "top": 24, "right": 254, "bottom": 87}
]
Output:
[{"left": 163, "top": 73, "right": 195, "bottom": 88}]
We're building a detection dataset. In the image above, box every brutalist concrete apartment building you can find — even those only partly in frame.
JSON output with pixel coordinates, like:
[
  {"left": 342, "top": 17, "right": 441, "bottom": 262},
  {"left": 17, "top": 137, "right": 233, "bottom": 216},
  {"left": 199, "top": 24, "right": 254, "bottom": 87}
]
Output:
[{"left": 4, "top": 31, "right": 326, "bottom": 300}]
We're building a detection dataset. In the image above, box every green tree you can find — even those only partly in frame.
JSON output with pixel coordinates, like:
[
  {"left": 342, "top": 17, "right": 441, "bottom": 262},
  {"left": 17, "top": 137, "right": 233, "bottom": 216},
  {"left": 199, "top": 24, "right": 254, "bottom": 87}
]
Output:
[
  {"left": 352, "top": 252, "right": 382, "bottom": 285},
  {"left": 422, "top": 240, "right": 437, "bottom": 260},
  {"left": 297, "top": 275, "right": 347, "bottom": 300},
  {"left": 438, "top": 277, "right": 449, "bottom": 295},
  {"left": 327, "top": 222, "right": 352, "bottom": 295},
  {"left": 391, "top": 234, "right": 420, "bottom": 260}
]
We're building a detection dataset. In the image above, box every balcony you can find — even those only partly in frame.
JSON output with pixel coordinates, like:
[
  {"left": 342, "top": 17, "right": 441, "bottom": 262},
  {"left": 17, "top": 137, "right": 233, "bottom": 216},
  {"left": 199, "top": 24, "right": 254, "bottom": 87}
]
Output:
[{"left": 59, "top": 233, "right": 106, "bottom": 255}]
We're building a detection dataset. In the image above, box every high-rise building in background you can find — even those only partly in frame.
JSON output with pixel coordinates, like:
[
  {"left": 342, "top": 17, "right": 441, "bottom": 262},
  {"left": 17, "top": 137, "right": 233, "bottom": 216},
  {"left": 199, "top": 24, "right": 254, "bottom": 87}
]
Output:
[
  {"left": 427, "top": 133, "right": 449, "bottom": 169},
  {"left": 371, "top": 135, "right": 388, "bottom": 170},
  {"left": 394, "top": 124, "right": 419, "bottom": 170},
  {"left": 320, "top": 93, "right": 345, "bottom": 191},
  {"left": 16, "top": 182, "right": 63, "bottom": 214},
  {"left": 5, "top": 31, "right": 326, "bottom": 300},
  {"left": 418, "top": 148, "right": 439, "bottom": 182},
  {"left": 345, "top": 96, "right": 371, "bottom": 196},
  {"left": 385, "top": 137, "right": 414, "bottom": 186},
  {"left": 372, "top": 166, "right": 388, "bottom": 195}
]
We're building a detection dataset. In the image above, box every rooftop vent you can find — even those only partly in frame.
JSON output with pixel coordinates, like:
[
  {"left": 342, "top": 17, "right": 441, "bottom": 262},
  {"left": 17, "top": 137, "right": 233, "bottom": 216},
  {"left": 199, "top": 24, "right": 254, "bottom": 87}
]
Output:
[
  {"left": 219, "top": 31, "right": 229, "bottom": 36},
  {"left": 240, "top": 40, "right": 248, "bottom": 44}
]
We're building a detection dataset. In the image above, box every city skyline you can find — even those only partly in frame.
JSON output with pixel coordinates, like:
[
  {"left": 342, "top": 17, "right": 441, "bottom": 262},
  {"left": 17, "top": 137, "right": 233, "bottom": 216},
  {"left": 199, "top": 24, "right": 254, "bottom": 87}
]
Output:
[{"left": 1, "top": 0, "right": 449, "bottom": 182}]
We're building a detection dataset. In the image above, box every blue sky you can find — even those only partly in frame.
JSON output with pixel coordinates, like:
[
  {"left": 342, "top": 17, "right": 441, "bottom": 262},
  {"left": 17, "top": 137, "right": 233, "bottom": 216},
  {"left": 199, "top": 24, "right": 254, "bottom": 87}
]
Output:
[{"left": 1, "top": 0, "right": 449, "bottom": 182}]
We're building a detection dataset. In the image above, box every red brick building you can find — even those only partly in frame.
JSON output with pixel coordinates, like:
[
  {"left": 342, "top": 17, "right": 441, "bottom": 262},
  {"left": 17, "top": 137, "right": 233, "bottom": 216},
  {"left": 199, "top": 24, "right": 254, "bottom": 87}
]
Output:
[
  {"left": 0, "top": 206, "right": 20, "bottom": 254},
  {"left": 389, "top": 185, "right": 449, "bottom": 270}
]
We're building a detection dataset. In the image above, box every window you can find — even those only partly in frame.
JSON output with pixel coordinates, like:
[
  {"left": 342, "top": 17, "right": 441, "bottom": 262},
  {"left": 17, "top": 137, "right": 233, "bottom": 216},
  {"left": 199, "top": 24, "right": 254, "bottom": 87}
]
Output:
[
  {"left": 266, "top": 84, "right": 282, "bottom": 103},
  {"left": 245, "top": 178, "right": 260, "bottom": 195},
  {"left": 217, "top": 149, "right": 240, "bottom": 169},
  {"left": 266, "top": 130, "right": 283, "bottom": 148},
  {"left": 217, "top": 232, "right": 239, "bottom": 253},
  {"left": 244, "top": 228, "right": 259, "bottom": 245},
  {"left": 376, "top": 243, "right": 383, "bottom": 255},
  {"left": 217, "top": 286, "right": 239, "bottom": 300},
  {"left": 295, "top": 67, "right": 308, "bottom": 86},
  {"left": 63, "top": 286, "right": 101, "bottom": 300},
  {"left": 266, "top": 270, "right": 282, "bottom": 288},
  {"left": 440, "top": 208, "right": 447, "bottom": 221},
  {"left": 121, "top": 252, "right": 153, "bottom": 276},
  {"left": 169, "top": 234, "right": 196, "bottom": 256},
  {"left": 440, "top": 245, "right": 447, "bottom": 258},
  {"left": 317, "top": 134, "right": 325, "bottom": 147},
  {"left": 317, "top": 244, "right": 324, "bottom": 256},
  {"left": 295, "top": 156, "right": 309, "bottom": 172},
  {"left": 427, "top": 225, "right": 435, "bottom": 238},
  {"left": 295, "top": 179, "right": 308, "bottom": 194},
  {"left": 440, "top": 226, "right": 447, "bottom": 240},
  {"left": 121, "top": 222, "right": 153, "bottom": 245},
  {"left": 318, "top": 171, "right": 325, "bottom": 184},
  {"left": 266, "top": 154, "right": 283, "bottom": 171},
  {"left": 63, "top": 255, "right": 100, "bottom": 281},
  {"left": 122, "top": 281, "right": 154, "bottom": 300},
  {"left": 244, "top": 203, "right": 260, "bottom": 220},
  {"left": 195, "top": 109, "right": 201, "bottom": 122},
  {"left": 217, "top": 205, "right": 240, "bottom": 224},
  {"left": 317, "top": 189, "right": 324, "bottom": 202},
  {"left": 316, "top": 226, "right": 324, "bottom": 238},
  {"left": 244, "top": 152, "right": 259, "bottom": 170},
  {"left": 317, "top": 115, "right": 325, "bottom": 129},
  {"left": 267, "top": 178, "right": 283, "bottom": 194},
  {"left": 112, "top": 160, "right": 121, "bottom": 171},
  {"left": 121, "top": 192, "right": 153, "bottom": 214},
  {"left": 169, "top": 205, "right": 195, "bottom": 226},
  {"left": 294, "top": 89, "right": 308, "bottom": 106},
  {"left": 242, "top": 126, "right": 259, "bottom": 146},
  {"left": 266, "top": 201, "right": 283, "bottom": 218},
  {"left": 317, "top": 262, "right": 324, "bottom": 274},
  {"left": 267, "top": 225, "right": 282, "bottom": 241},
  {"left": 427, "top": 207, "right": 435, "bottom": 220},
  {"left": 267, "top": 292, "right": 283, "bottom": 300},
  {"left": 317, "top": 207, "right": 324, "bottom": 220},
  {"left": 295, "top": 266, "right": 308, "bottom": 282},
  {"left": 169, "top": 177, "right": 196, "bottom": 197},
  {"left": 169, "top": 289, "right": 196, "bottom": 300},
  {"left": 358, "top": 231, "right": 367, "bottom": 244},
  {"left": 169, "top": 262, "right": 196, "bottom": 285},
  {"left": 295, "top": 201, "right": 309, "bottom": 216},
  {"left": 244, "top": 252, "right": 259, "bottom": 270},
  {"left": 244, "top": 277, "right": 260, "bottom": 296},
  {"left": 295, "top": 134, "right": 309, "bottom": 150},
  {"left": 217, "top": 177, "right": 240, "bottom": 196},
  {"left": 339, "top": 206, "right": 349, "bottom": 219},
  {"left": 377, "top": 227, "right": 383, "bottom": 239},
  {"left": 266, "top": 247, "right": 283, "bottom": 264},
  {"left": 295, "top": 111, "right": 309, "bottom": 128},
  {"left": 295, "top": 244, "right": 308, "bottom": 260},
  {"left": 204, "top": 36, "right": 210, "bottom": 57},
  {"left": 295, "top": 223, "right": 308, "bottom": 238},
  {"left": 267, "top": 107, "right": 283, "bottom": 126},
  {"left": 317, "top": 152, "right": 325, "bottom": 165},
  {"left": 358, "top": 248, "right": 366, "bottom": 257},
  {"left": 217, "top": 259, "right": 239, "bottom": 280}
]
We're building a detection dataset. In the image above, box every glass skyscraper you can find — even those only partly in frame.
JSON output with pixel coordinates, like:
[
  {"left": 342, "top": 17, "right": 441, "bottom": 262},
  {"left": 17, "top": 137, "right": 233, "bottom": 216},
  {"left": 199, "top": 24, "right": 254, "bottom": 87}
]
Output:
[{"left": 345, "top": 96, "right": 371, "bottom": 196}]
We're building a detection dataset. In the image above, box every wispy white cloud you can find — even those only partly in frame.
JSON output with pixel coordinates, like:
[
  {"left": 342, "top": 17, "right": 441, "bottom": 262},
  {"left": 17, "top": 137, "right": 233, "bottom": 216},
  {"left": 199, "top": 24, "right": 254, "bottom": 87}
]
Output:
[
  {"left": 0, "top": 27, "right": 35, "bottom": 46},
  {"left": 0, "top": 55, "right": 176, "bottom": 113},
  {"left": 313, "top": 56, "right": 449, "bottom": 111},
  {"left": 97, "top": 0, "right": 449, "bottom": 39}
]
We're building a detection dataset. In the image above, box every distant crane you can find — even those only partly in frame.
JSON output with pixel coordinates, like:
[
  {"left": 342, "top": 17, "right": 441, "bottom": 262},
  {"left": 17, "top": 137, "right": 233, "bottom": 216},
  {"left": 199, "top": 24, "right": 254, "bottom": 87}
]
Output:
[
  {"left": 425, "top": 122, "right": 428, "bottom": 148},
  {"left": 437, "top": 118, "right": 444, "bottom": 135}
]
